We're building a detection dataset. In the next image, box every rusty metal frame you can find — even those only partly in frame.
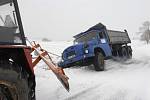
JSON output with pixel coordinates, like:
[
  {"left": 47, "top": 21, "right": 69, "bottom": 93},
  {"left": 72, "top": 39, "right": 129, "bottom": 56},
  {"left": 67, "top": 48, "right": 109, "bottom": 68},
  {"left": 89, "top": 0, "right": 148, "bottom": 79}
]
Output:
[
  {"left": 29, "top": 41, "right": 69, "bottom": 91},
  {"left": 31, "top": 41, "right": 52, "bottom": 67}
]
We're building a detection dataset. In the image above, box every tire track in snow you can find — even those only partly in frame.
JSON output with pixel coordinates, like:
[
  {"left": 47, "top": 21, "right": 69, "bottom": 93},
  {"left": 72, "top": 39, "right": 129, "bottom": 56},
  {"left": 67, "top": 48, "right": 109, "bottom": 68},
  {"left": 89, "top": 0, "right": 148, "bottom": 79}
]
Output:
[
  {"left": 105, "top": 57, "right": 150, "bottom": 72},
  {"left": 63, "top": 84, "right": 102, "bottom": 100},
  {"left": 62, "top": 83, "right": 144, "bottom": 100}
]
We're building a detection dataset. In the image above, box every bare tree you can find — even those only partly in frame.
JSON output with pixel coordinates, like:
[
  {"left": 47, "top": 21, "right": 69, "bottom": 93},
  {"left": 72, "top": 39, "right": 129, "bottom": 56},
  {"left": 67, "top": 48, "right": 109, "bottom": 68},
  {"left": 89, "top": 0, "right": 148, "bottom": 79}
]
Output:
[{"left": 139, "top": 21, "right": 150, "bottom": 44}]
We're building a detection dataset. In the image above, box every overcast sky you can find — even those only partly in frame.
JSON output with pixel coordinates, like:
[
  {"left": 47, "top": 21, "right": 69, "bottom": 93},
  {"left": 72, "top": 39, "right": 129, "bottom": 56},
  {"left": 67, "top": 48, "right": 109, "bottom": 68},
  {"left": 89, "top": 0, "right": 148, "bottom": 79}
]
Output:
[{"left": 18, "top": 0, "right": 150, "bottom": 41}]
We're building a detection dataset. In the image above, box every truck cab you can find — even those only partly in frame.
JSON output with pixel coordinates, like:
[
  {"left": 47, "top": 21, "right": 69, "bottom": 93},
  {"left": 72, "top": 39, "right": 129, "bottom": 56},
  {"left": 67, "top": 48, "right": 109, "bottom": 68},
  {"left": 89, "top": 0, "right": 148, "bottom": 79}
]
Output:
[{"left": 59, "top": 23, "right": 112, "bottom": 71}]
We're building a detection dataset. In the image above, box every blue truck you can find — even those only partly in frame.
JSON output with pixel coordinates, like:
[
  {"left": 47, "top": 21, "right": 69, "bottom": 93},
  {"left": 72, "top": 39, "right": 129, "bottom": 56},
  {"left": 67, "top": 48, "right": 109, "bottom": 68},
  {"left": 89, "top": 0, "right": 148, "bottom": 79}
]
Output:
[{"left": 59, "top": 23, "right": 132, "bottom": 71}]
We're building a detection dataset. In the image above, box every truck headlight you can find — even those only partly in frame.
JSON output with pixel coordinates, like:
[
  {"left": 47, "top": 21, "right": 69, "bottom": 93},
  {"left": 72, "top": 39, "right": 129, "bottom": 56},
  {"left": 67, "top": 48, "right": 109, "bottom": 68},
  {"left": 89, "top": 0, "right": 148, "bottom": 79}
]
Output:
[{"left": 85, "top": 49, "right": 89, "bottom": 54}]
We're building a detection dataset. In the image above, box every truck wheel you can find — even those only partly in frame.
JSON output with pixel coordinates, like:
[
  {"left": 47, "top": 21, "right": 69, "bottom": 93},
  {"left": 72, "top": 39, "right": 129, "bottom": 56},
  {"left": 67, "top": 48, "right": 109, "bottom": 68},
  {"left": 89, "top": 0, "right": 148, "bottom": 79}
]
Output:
[
  {"left": 127, "top": 46, "right": 132, "bottom": 59},
  {"left": 0, "top": 61, "right": 34, "bottom": 100},
  {"left": 93, "top": 52, "right": 105, "bottom": 71},
  {"left": 121, "top": 47, "right": 128, "bottom": 60}
]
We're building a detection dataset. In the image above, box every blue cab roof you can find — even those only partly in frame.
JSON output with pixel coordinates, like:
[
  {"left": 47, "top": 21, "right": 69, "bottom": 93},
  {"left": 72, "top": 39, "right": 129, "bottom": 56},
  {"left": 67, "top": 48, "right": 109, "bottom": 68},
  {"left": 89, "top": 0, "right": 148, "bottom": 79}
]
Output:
[{"left": 73, "top": 23, "right": 106, "bottom": 38}]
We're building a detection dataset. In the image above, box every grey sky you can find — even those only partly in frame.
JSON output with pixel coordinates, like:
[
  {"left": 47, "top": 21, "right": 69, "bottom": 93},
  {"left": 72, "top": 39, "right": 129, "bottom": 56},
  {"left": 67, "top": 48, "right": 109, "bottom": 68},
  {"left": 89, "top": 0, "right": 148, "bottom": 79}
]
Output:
[{"left": 18, "top": 0, "right": 150, "bottom": 41}]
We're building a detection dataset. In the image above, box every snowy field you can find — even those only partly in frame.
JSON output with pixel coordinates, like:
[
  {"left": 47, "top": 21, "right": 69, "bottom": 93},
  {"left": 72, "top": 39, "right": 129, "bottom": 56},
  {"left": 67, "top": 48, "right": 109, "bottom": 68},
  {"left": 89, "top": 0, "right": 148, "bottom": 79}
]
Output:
[{"left": 34, "top": 40, "right": 150, "bottom": 100}]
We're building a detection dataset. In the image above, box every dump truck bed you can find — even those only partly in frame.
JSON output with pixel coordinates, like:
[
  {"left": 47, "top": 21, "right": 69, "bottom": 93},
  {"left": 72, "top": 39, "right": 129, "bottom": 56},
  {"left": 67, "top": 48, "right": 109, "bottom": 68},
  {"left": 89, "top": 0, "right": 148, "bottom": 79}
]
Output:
[{"left": 107, "top": 30, "right": 131, "bottom": 44}]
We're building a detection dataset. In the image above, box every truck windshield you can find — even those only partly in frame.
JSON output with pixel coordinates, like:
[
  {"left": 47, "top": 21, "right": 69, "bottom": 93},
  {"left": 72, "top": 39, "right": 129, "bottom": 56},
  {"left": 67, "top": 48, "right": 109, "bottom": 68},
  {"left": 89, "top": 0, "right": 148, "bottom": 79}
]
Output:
[
  {"left": 74, "top": 32, "right": 97, "bottom": 44},
  {"left": 0, "top": 1, "right": 23, "bottom": 44}
]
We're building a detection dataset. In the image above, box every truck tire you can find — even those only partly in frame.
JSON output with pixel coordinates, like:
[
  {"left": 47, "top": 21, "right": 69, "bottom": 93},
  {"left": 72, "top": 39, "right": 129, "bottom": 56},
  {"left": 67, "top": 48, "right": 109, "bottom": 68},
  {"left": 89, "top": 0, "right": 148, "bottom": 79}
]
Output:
[
  {"left": 121, "top": 47, "right": 128, "bottom": 60},
  {"left": 0, "top": 61, "right": 34, "bottom": 100},
  {"left": 127, "top": 46, "right": 132, "bottom": 59},
  {"left": 93, "top": 52, "right": 105, "bottom": 71}
]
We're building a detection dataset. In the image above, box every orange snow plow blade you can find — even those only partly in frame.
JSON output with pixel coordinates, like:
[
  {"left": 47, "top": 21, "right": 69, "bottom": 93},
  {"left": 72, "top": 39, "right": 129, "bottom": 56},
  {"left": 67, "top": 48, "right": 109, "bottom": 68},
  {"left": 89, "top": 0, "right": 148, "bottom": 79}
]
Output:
[{"left": 29, "top": 41, "right": 69, "bottom": 91}]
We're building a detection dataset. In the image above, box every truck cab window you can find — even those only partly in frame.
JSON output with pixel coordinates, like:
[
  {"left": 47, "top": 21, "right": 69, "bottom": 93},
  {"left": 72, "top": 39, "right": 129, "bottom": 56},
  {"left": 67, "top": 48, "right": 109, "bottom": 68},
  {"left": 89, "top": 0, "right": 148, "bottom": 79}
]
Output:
[
  {"left": 99, "top": 32, "right": 107, "bottom": 43},
  {"left": 74, "top": 32, "right": 97, "bottom": 44},
  {"left": 99, "top": 32, "right": 105, "bottom": 39}
]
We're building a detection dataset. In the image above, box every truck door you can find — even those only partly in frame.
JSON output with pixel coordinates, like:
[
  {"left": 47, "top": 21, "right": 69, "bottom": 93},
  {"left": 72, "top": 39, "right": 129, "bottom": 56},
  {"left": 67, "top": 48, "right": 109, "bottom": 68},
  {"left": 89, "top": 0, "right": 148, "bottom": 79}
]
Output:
[{"left": 98, "top": 31, "right": 112, "bottom": 57}]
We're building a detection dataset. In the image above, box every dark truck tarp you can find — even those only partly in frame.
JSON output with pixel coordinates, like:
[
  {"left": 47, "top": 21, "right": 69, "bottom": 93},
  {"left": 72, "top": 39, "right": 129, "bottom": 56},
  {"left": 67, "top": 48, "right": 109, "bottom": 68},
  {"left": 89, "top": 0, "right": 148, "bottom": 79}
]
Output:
[
  {"left": 107, "top": 30, "right": 131, "bottom": 44},
  {"left": 0, "top": 0, "right": 12, "bottom": 6},
  {"left": 74, "top": 23, "right": 105, "bottom": 39}
]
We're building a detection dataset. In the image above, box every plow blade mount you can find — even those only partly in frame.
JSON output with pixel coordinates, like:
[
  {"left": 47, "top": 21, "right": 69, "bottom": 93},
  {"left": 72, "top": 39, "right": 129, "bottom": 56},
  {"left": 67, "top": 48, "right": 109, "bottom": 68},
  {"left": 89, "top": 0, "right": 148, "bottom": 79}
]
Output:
[{"left": 29, "top": 40, "right": 69, "bottom": 91}]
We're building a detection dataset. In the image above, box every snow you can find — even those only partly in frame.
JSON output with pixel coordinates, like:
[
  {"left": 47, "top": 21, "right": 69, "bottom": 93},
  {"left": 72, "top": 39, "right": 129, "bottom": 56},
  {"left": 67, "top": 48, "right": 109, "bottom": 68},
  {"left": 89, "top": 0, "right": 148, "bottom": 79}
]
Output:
[{"left": 34, "top": 40, "right": 150, "bottom": 100}]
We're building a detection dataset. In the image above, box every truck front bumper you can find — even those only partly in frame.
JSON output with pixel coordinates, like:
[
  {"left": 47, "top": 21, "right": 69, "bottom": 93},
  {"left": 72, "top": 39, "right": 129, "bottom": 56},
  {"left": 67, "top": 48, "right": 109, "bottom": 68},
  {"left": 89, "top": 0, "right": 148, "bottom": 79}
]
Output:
[{"left": 58, "top": 53, "right": 94, "bottom": 68}]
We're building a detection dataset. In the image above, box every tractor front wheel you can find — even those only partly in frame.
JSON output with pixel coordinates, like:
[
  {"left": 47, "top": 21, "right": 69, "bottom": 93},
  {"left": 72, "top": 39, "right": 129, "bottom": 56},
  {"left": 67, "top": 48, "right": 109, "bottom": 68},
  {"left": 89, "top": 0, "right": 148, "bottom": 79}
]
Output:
[{"left": 0, "top": 61, "right": 34, "bottom": 100}]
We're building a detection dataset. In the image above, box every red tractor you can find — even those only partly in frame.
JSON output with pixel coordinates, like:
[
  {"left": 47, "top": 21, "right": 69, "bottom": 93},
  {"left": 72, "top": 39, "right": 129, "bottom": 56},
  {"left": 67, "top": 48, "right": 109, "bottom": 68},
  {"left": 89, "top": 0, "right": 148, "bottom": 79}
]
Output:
[{"left": 0, "top": 0, "right": 69, "bottom": 100}]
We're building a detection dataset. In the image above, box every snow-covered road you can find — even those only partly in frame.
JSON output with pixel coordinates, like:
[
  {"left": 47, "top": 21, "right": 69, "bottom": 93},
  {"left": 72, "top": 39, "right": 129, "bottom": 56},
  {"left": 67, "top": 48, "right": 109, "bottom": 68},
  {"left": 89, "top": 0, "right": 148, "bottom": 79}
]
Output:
[{"left": 35, "top": 40, "right": 150, "bottom": 100}]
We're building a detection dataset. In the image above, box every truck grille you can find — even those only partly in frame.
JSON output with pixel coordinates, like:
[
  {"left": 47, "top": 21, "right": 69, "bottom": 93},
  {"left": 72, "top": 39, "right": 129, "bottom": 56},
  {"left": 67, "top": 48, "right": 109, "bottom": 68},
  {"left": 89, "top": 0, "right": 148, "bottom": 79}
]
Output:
[{"left": 67, "top": 51, "right": 76, "bottom": 59}]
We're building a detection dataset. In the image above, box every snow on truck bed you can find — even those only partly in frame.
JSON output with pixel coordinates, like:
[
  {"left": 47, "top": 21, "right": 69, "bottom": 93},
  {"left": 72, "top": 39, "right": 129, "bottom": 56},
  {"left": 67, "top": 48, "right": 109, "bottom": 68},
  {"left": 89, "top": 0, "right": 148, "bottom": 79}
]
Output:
[{"left": 34, "top": 40, "right": 150, "bottom": 100}]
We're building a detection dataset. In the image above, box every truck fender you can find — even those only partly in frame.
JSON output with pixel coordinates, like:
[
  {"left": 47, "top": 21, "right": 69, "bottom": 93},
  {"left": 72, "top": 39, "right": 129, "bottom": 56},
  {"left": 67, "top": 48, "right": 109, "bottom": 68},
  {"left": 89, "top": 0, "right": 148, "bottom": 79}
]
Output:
[{"left": 94, "top": 47, "right": 106, "bottom": 57}]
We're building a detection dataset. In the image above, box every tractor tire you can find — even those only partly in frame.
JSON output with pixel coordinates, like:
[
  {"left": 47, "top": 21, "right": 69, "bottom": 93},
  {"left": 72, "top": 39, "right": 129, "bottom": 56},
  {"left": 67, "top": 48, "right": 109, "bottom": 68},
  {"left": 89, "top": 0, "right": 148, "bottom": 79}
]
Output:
[
  {"left": 93, "top": 52, "right": 105, "bottom": 71},
  {"left": 0, "top": 61, "right": 34, "bottom": 100}
]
